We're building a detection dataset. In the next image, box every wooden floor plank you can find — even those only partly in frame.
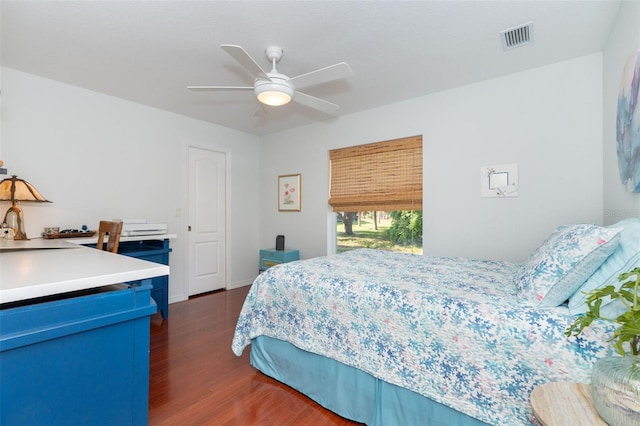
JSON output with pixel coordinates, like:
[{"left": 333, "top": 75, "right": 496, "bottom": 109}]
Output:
[{"left": 149, "top": 286, "right": 361, "bottom": 425}]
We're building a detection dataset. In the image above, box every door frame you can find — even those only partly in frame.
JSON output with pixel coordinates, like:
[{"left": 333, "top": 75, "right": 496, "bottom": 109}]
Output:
[{"left": 184, "top": 143, "right": 231, "bottom": 297}]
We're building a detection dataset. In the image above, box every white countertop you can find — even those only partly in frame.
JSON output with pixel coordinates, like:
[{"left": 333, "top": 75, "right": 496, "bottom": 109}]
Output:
[{"left": 0, "top": 240, "right": 170, "bottom": 304}]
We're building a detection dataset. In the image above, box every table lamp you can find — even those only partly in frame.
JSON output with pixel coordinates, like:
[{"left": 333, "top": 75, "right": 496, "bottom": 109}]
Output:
[{"left": 0, "top": 175, "right": 51, "bottom": 240}]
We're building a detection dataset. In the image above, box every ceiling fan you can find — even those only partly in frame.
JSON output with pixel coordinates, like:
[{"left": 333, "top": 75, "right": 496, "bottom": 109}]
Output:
[{"left": 188, "top": 45, "right": 352, "bottom": 114}]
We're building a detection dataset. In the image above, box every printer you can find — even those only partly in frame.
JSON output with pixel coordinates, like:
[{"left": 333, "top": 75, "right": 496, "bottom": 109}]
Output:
[{"left": 120, "top": 220, "right": 168, "bottom": 237}]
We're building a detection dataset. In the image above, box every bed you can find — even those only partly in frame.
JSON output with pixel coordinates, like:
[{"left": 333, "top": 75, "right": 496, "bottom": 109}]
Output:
[{"left": 232, "top": 219, "right": 640, "bottom": 425}]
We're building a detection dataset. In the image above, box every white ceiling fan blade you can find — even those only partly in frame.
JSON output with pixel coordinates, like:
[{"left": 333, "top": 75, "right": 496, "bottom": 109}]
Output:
[
  {"left": 187, "top": 86, "right": 253, "bottom": 91},
  {"left": 289, "top": 62, "right": 352, "bottom": 90},
  {"left": 221, "top": 44, "right": 269, "bottom": 80},
  {"left": 293, "top": 91, "right": 340, "bottom": 115}
]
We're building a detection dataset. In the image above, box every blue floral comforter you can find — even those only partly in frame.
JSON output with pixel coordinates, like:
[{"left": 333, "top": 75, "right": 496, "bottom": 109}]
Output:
[{"left": 232, "top": 249, "right": 614, "bottom": 425}]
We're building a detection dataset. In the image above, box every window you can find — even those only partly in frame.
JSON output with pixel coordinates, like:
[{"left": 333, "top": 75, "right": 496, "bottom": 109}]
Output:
[
  {"left": 328, "top": 135, "right": 422, "bottom": 212},
  {"left": 329, "top": 135, "right": 423, "bottom": 253}
]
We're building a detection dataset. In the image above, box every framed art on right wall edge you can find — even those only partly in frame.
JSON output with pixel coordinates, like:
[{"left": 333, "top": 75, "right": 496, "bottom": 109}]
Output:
[{"left": 617, "top": 50, "right": 640, "bottom": 193}]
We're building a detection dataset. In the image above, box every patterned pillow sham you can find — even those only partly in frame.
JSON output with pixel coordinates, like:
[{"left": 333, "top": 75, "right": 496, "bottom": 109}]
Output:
[
  {"left": 569, "top": 218, "right": 640, "bottom": 316},
  {"left": 515, "top": 224, "right": 621, "bottom": 307}
]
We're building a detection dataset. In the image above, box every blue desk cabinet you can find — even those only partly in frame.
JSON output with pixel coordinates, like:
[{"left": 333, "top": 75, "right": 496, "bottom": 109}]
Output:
[
  {"left": 117, "top": 239, "right": 171, "bottom": 319},
  {"left": 0, "top": 281, "right": 157, "bottom": 426},
  {"left": 259, "top": 248, "right": 300, "bottom": 272}
]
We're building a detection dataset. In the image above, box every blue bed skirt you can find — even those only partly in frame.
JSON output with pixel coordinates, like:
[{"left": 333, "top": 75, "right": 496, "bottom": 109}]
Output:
[{"left": 250, "top": 336, "right": 488, "bottom": 426}]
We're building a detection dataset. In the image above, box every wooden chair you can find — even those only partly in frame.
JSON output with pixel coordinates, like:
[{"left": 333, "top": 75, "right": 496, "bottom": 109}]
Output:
[{"left": 96, "top": 220, "right": 123, "bottom": 253}]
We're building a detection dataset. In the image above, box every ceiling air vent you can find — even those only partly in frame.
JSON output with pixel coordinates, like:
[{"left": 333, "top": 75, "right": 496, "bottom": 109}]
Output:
[{"left": 500, "top": 21, "right": 534, "bottom": 50}]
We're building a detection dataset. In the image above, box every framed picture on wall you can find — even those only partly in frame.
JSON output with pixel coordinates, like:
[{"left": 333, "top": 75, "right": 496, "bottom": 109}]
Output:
[
  {"left": 617, "top": 50, "right": 640, "bottom": 192},
  {"left": 278, "top": 174, "right": 301, "bottom": 211},
  {"left": 480, "top": 163, "right": 519, "bottom": 197}
]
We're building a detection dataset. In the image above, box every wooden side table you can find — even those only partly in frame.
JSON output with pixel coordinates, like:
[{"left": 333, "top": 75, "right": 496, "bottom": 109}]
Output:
[{"left": 530, "top": 382, "right": 607, "bottom": 426}]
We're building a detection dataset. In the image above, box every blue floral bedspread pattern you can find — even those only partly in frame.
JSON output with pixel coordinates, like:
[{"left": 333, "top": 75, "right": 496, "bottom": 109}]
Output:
[{"left": 232, "top": 249, "right": 614, "bottom": 425}]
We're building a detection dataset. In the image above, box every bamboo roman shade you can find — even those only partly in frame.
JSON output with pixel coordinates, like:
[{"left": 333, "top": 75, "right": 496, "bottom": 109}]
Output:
[{"left": 329, "top": 135, "right": 423, "bottom": 212}]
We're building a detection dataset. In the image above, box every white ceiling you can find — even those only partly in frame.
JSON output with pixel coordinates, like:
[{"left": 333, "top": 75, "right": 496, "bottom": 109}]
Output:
[{"left": 1, "top": 1, "right": 622, "bottom": 136}]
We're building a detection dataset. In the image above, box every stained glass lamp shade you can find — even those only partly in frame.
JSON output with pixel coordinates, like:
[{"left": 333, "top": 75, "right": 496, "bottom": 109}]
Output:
[{"left": 0, "top": 175, "right": 51, "bottom": 240}]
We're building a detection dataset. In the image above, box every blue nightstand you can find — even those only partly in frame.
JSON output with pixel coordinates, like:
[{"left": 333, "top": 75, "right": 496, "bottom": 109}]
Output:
[{"left": 260, "top": 248, "right": 299, "bottom": 272}]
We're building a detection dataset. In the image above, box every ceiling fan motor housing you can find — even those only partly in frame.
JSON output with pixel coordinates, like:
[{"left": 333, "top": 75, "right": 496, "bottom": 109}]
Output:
[{"left": 254, "top": 73, "right": 294, "bottom": 106}]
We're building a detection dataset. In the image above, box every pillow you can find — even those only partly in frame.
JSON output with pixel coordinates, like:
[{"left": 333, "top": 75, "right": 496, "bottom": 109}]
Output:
[
  {"left": 568, "top": 218, "right": 640, "bottom": 316},
  {"left": 515, "top": 224, "right": 621, "bottom": 307},
  {"left": 514, "top": 225, "right": 568, "bottom": 292}
]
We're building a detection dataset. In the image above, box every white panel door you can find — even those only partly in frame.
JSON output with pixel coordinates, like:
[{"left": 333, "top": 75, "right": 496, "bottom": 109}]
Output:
[{"left": 188, "top": 147, "right": 226, "bottom": 296}]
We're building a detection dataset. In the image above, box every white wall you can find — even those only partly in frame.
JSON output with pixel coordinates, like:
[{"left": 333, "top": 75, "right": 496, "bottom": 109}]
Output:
[
  {"left": 260, "top": 54, "right": 605, "bottom": 262},
  {"left": 0, "top": 50, "right": 615, "bottom": 295},
  {"left": 602, "top": 0, "right": 640, "bottom": 224},
  {"left": 0, "top": 67, "right": 261, "bottom": 301}
]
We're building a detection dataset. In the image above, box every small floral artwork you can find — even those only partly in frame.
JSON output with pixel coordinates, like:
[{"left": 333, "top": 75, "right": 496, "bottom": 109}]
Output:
[
  {"left": 283, "top": 183, "right": 295, "bottom": 204},
  {"left": 278, "top": 174, "right": 301, "bottom": 211}
]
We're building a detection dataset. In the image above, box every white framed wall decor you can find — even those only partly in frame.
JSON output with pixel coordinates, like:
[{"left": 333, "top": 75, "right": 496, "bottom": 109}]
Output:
[{"left": 480, "top": 163, "right": 519, "bottom": 197}]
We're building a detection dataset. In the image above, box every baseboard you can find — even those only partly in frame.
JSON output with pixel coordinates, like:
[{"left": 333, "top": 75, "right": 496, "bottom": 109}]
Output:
[
  {"left": 226, "top": 279, "right": 254, "bottom": 290},
  {"left": 169, "top": 295, "right": 188, "bottom": 304}
]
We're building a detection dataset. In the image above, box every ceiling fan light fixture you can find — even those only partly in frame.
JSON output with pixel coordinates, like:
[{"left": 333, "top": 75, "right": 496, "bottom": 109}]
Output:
[
  {"left": 256, "top": 89, "right": 292, "bottom": 106},
  {"left": 255, "top": 77, "right": 294, "bottom": 106}
]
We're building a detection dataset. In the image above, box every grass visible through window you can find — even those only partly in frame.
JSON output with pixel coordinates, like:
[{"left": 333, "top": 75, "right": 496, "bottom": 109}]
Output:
[{"left": 336, "top": 212, "right": 422, "bottom": 254}]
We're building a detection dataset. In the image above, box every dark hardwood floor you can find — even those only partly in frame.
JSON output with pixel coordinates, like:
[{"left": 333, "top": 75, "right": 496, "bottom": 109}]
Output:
[{"left": 148, "top": 286, "right": 361, "bottom": 425}]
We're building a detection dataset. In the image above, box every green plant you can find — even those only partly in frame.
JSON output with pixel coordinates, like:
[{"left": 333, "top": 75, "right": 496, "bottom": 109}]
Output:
[
  {"left": 386, "top": 211, "right": 422, "bottom": 245},
  {"left": 565, "top": 267, "right": 640, "bottom": 356}
]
